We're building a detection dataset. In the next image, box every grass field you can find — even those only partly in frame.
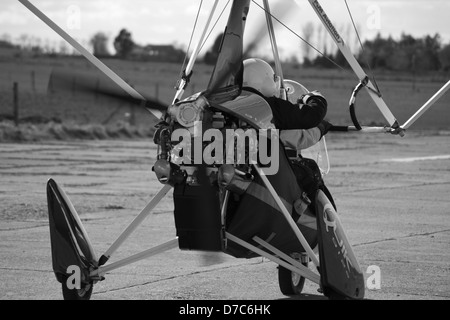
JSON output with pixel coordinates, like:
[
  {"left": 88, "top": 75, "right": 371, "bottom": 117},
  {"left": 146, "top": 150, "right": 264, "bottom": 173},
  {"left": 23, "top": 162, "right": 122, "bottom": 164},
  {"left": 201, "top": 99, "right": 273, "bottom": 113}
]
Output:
[{"left": 0, "top": 56, "right": 449, "bottom": 141}]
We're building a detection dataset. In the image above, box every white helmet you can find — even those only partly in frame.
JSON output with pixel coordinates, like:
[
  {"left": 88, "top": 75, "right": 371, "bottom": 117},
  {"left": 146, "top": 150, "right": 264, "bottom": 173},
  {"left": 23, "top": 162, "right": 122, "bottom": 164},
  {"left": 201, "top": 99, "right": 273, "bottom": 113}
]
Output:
[{"left": 243, "top": 58, "right": 280, "bottom": 97}]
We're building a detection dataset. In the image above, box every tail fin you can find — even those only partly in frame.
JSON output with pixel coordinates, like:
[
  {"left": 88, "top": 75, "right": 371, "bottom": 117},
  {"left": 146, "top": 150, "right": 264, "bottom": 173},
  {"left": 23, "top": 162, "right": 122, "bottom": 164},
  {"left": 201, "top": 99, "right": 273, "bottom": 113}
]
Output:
[
  {"left": 316, "top": 190, "right": 365, "bottom": 299},
  {"left": 47, "top": 179, "right": 97, "bottom": 284}
]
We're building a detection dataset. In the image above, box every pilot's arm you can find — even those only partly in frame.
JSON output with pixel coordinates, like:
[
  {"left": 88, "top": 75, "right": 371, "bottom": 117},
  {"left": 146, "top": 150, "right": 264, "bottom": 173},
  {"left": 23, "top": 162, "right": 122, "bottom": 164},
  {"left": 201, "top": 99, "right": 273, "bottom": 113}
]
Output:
[
  {"left": 281, "top": 128, "right": 321, "bottom": 151},
  {"left": 280, "top": 120, "right": 332, "bottom": 151},
  {"left": 266, "top": 91, "right": 327, "bottom": 130}
]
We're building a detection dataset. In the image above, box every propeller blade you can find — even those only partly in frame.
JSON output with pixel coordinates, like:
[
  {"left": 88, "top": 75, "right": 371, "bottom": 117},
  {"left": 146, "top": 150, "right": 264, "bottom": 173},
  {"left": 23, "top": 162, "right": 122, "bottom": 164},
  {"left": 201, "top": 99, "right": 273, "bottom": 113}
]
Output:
[
  {"left": 47, "top": 68, "right": 168, "bottom": 113},
  {"left": 244, "top": 0, "right": 291, "bottom": 58},
  {"left": 206, "top": 0, "right": 292, "bottom": 96}
]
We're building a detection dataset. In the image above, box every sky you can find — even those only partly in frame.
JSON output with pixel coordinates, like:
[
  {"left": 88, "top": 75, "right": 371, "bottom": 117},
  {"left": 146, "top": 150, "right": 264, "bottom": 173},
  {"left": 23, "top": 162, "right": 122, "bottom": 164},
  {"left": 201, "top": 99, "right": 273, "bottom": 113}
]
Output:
[{"left": 1, "top": 0, "right": 450, "bottom": 60}]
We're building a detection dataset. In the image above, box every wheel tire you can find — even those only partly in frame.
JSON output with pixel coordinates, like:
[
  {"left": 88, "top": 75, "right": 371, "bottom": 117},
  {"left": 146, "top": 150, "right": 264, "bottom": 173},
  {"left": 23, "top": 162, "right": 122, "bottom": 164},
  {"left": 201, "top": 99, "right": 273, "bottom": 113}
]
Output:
[
  {"left": 278, "top": 254, "right": 308, "bottom": 296},
  {"left": 61, "top": 281, "right": 93, "bottom": 300}
]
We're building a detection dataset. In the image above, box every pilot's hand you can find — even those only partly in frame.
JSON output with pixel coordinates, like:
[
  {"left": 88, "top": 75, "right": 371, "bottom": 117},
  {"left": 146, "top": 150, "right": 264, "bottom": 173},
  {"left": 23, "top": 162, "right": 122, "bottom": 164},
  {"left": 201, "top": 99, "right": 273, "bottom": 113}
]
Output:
[
  {"left": 317, "top": 119, "right": 332, "bottom": 138},
  {"left": 300, "top": 90, "right": 327, "bottom": 107}
]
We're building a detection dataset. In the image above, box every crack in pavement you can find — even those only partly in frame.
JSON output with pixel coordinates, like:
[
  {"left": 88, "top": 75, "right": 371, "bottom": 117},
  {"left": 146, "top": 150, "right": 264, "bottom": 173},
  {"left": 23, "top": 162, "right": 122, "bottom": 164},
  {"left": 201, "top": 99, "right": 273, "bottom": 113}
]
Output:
[
  {"left": 0, "top": 223, "right": 48, "bottom": 231},
  {"left": 354, "top": 228, "right": 450, "bottom": 247},
  {"left": 93, "top": 260, "right": 267, "bottom": 296},
  {"left": 0, "top": 214, "right": 126, "bottom": 231},
  {"left": 386, "top": 290, "right": 450, "bottom": 299},
  {"left": 334, "top": 181, "right": 450, "bottom": 196},
  {"left": 0, "top": 267, "right": 53, "bottom": 274}
]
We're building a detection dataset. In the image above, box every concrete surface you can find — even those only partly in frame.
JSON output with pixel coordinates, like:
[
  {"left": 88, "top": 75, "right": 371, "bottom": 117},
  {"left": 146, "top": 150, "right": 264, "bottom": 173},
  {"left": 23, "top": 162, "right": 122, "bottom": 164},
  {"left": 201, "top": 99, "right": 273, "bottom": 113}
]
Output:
[{"left": 0, "top": 131, "right": 449, "bottom": 300}]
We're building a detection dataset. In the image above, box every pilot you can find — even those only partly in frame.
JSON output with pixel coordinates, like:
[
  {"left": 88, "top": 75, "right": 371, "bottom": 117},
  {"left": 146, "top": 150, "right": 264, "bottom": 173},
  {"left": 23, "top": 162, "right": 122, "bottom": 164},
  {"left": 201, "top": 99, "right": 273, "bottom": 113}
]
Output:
[
  {"left": 242, "top": 57, "right": 335, "bottom": 209},
  {"left": 242, "top": 58, "right": 331, "bottom": 135}
]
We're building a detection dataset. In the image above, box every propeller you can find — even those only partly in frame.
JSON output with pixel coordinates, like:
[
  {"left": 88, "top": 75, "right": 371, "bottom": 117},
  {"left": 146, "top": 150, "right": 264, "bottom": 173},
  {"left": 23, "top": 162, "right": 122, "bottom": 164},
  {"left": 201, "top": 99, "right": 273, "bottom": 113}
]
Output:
[
  {"left": 244, "top": 0, "right": 292, "bottom": 59},
  {"left": 44, "top": 1, "right": 293, "bottom": 126},
  {"left": 206, "top": 0, "right": 292, "bottom": 95},
  {"left": 47, "top": 67, "right": 168, "bottom": 117}
]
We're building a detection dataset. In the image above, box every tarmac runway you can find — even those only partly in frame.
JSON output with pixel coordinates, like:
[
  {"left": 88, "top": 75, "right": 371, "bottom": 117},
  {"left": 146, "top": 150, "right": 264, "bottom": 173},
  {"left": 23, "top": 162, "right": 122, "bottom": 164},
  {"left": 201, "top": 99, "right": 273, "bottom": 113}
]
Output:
[{"left": 1, "top": 131, "right": 449, "bottom": 300}]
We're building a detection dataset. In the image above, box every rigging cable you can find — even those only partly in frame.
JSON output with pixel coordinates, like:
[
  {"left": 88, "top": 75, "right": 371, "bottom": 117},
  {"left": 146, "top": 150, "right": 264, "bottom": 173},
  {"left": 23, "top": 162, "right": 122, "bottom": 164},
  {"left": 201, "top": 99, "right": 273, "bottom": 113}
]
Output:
[
  {"left": 251, "top": 0, "right": 348, "bottom": 72},
  {"left": 178, "top": 0, "right": 204, "bottom": 81},
  {"left": 199, "top": 0, "right": 231, "bottom": 53}
]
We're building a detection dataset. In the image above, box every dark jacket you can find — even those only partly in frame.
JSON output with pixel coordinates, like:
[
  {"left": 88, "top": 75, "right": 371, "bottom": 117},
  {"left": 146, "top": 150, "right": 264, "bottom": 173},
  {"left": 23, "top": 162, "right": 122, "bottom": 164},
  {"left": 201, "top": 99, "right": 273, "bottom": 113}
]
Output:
[{"left": 243, "top": 87, "right": 327, "bottom": 130}]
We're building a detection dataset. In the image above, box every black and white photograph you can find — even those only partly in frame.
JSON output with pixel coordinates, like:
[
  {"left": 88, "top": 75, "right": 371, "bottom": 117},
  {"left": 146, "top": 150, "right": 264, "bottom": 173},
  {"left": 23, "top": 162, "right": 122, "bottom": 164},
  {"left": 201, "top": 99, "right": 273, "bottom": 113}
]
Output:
[{"left": 0, "top": 0, "right": 449, "bottom": 304}]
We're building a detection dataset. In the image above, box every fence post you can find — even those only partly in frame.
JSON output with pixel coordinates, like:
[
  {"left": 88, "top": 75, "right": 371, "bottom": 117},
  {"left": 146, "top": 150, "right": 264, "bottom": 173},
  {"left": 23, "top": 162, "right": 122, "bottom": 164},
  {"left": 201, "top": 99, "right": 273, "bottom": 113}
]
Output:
[
  {"left": 129, "top": 83, "right": 136, "bottom": 126},
  {"left": 13, "top": 82, "right": 19, "bottom": 126}
]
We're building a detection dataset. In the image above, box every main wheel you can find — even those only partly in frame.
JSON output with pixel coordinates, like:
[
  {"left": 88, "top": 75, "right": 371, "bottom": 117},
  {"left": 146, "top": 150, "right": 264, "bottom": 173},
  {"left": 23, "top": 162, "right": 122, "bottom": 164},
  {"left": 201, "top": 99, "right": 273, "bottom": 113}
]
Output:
[
  {"left": 278, "top": 253, "right": 309, "bottom": 296},
  {"left": 61, "top": 281, "right": 93, "bottom": 300}
]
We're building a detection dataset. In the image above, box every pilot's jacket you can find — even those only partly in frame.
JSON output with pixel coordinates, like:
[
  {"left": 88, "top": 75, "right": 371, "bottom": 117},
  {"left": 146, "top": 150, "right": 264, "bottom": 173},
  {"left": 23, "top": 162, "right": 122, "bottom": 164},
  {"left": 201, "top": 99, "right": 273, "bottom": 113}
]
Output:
[
  {"left": 242, "top": 87, "right": 327, "bottom": 130},
  {"left": 242, "top": 86, "right": 327, "bottom": 153}
]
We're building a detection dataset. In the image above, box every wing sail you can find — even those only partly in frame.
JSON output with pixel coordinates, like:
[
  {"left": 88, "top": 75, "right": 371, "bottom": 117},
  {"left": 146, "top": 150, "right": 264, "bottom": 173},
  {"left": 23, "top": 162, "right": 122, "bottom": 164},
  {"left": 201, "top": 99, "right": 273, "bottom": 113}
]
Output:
[{"left": 206, "top": 0, "right": 250, "bottom": 95}]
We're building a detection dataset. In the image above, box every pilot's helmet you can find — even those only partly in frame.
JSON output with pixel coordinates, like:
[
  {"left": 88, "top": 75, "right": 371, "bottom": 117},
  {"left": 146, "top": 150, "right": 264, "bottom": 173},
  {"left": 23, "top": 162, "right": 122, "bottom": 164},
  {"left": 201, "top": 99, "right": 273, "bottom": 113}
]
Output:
[{"left": 243, "top": 58, "right": 280, "bottom": 97}]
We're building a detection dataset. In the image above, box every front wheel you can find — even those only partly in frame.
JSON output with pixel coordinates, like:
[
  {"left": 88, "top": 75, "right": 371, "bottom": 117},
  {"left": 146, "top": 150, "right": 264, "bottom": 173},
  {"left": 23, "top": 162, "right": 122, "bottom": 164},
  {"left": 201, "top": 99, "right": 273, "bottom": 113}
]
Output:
[
  {"left": 278, "top": 253, "right": 308, "bottom": 296},
  {"left": 61, "top": 281, "right": 93, "bottom": 300}
]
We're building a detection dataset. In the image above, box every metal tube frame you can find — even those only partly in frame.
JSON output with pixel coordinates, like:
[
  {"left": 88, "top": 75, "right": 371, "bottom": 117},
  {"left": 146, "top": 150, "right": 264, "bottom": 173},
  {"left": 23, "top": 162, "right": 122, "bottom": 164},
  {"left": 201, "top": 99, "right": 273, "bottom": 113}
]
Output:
[
  {"left": 88, "top": 160, "right": 325, "bottom": 282},
  {"left": 308, "top": 0, "right": 398, "bottom": 128},
  {"left": 401, "top": 80, "right": 450, "bottom": 130},
  {"left": 226, "top": 233, "right": 320, "bottom": 284},
  {"left": 100, "top": 184, "right": 172, "bottom": 263},
  {"left": 308, "top": 0, "right": 449, "bottom": 133},
  {"left": 252, "top": 236, "right": 320, "bottom": 284},
  {"left": 91, "top": 238, "right": 179, "bottom": 278},
  {"left": 253, "top": 165, "right": 320, "bottom": 268},
  {"left": 173, "top": 0, "right": 220, "bottom": 103},
  {"left": 22, "top": 0, "right": 337, "bottom": 288},
  {"left": 90, "top": 178, "right": 323, "bottom": 283},
  {"left": 22, "top": 0, "right": 450, "bottom": 294}
]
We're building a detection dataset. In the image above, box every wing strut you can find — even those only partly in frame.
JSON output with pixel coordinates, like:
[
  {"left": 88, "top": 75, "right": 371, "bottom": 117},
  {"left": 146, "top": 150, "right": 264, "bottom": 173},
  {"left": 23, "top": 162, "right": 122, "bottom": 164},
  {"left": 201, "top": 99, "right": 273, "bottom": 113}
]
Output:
[
  {"left": 307, "top": 0, "right": 398, "bottom": 129},
  {"left": 173, "top": 0, "right": 220, "bottom": 103},
  {"left": 402, "top": 80, "right": 450, "bottom": 130}
]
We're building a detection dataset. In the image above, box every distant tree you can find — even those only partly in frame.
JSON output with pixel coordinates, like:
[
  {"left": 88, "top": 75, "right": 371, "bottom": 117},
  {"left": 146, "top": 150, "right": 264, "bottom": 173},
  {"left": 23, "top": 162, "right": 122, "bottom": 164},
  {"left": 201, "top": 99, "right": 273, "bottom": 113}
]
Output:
[
  {"left": 31, "top": 45, "right": 43, "bottom": 56},
  {"left": 387, "top": 49, "right": 410, "bottom": 71},
  {"left": 90, "top": 32, "right": 110, "bottom": 57},
  {"left": 142, "top": 44, "right": 185, "bottom": 63},
  {"left": 310, "top": 49, "right": 336, "bottom": 69},
  {"left": 418, "top": 34, "right": 441, "bottom": 71},
  {"left": 113, "top": 29, "right": 134, "bottom": 59},
  {"left": 367, "top": 33, "right": 396, "bottom": 69},
  {"left": 19, "top": 34, "right": 30, "bottom": 49},
  {"left": 43, "top": 38, "right": 52, "bottom": 54},
  {"left": 359, "top": 32, "right": 442, "bottom": 72},
  {"left": 439, "top": 43, "right": 450, "bottom": 71},
  {"left": 0, "top": 33, "right": 12, "bottom": 44},
  {"left": 203, "top": 32, "right": 223, "bottom": 65},
  {"left": 59, "top": 40, "right": 69, "bottom": 56}
]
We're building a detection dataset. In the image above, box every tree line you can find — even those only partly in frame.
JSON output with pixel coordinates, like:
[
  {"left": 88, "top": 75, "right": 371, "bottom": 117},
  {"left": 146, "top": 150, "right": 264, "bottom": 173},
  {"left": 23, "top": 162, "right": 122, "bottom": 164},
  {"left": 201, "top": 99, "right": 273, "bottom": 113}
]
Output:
[
  {"left": 0, "top": 29, "right": 186, "bottom": 63},
  {"left": 3, "top": 29, "right": 450, "bottom": 73},
  {"left": 306, "top": 32, "right": 450, "bottom": 73}
]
